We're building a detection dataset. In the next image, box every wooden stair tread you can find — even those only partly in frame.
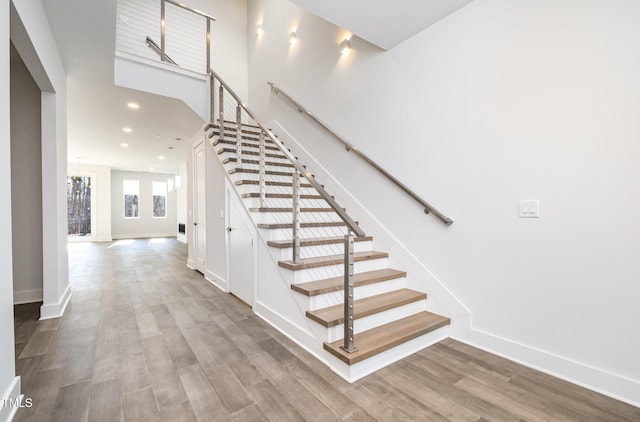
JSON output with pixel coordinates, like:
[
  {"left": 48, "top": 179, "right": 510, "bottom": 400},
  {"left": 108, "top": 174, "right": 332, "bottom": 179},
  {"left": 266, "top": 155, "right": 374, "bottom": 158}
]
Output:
[
  {"left": 249, "top": 207, "right": 334, "bottom": 213},
  {"left": 306, "top": 289, "right": 426, "bottom": 328},
  {"left": 234, "top": 180, "right": 316, "bottom": 188},
  {"left": 268, "top": 235, "right": 372, "bottom": 249},
  {"left": 230, "top": 168, "right": 293, "bottom": 176},
  {"left": 223, "top": 157, "right": 294, "bottom": 168},
  {"left": 291, "top": 268, "right": 406, "bottom": 296},
  {"left": 278, "top": 251, "right": 388, "bottom": 271},
  {"left": 258, "top": 221, "right": 349, "bottom": 229},
  {"left": 242, "top": 193, "right": 324, "bottom": 200},
  {"left": 323, "top": 311, "right": 450, "bottom": 365},
  {"left": 218, "top": 147, "right": 287, "bottom": 160}
]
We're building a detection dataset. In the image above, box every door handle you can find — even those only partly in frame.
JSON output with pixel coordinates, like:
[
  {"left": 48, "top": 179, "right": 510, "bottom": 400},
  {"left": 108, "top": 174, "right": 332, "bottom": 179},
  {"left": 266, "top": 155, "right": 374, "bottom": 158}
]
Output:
[
  {"left": 227, "top": 227, "right": 234, "bottom": 232},
  {"left": 193, "top": 222, "right": 198, "bottom": 226}
]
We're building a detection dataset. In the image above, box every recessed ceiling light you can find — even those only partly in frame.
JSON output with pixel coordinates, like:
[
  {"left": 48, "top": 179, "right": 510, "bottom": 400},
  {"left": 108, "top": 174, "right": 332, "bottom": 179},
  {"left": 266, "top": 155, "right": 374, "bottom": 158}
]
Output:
[
  {"left": 149, "top": 167, "right": 155, "bottom": 171},
  {"left": 158, "top": 155, "right": 165, "bottom": 160},
  {"left": 120, "top": 143, "right": 129, "bottom": 147},
  {"left": 122, "top": 127, "right": 132, "bottom": 133},
  {"left": 127, "top": 102, "right": 140, "bottom": 110}
]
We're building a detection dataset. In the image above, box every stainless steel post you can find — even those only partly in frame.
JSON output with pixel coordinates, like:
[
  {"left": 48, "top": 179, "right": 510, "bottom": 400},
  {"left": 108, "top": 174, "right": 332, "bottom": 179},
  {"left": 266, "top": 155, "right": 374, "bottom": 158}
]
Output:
[
  {"left": 160, "top": 0, "right": 166, "bottom": 62},
  {"left": 206, "top": 18, "right": 211, "bottom": 73},
  {"left": 218, "top": 85, "right": 224, "bottom": 131},
  {"left": 235, "top": 104, "right": 242, "bottom": 167},
  {"left": 209, "top": 73, "right": 215, "bottom": 124},
  {"left": 341, "top": 234, "right": 357, "bottom": 353},
  {"left": 292, "top": 171, "right": 301, "bottom": 264},
  {"left": 259, "top": 132, "right": 266, "bottom": 208}
]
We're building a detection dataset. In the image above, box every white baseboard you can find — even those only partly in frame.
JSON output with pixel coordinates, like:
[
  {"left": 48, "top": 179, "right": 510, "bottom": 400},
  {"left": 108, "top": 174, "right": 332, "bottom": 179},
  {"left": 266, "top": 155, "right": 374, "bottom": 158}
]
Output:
[
  {"left": 454, "top": 325, "right": 640, "bottom": 408},
  {"left": 204, "top": 270, "right": 227, "bottom": 292},
  {"left": 39, "top": 285, "right": 71, "bottom": 320},
  {"left": 111, "top": 233, "right": 177, "bottom": 240},
  {"left": 0, "top": 376, "right": 21, "bottom": 422},
  {"left": 186, "top": 259, "right": 195, "bottom": 270},
  {"left": 13, "top": 289, "right": 43, "bottom": 305}
]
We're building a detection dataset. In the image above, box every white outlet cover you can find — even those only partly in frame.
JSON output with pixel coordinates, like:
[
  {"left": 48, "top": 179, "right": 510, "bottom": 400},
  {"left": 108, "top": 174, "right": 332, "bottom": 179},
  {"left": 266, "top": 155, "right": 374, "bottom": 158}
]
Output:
[{"left": 519, "top": 200, "right": 539, "bottom": 218}]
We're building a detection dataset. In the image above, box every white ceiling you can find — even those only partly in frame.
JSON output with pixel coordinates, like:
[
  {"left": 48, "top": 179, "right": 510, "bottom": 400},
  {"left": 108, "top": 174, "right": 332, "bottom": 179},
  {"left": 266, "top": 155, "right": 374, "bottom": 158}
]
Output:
[
  {"left": 290, "top": 0, "right": 475, "bottom": 50},
  {"left": 39, "top": 0, "right": 475, "bottom": 174},
  {"left": 42, "top": 0, "right": 203, "bottom": 174}
]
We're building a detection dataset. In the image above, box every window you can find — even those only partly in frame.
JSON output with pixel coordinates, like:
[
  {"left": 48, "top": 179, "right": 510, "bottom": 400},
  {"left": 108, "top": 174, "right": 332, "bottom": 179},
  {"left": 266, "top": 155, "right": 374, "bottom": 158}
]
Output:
[
  {"left": 67, "top": 176, "right": 91, "bottom": 236},
  {"left": 152, "top": 181, "right": 167, "bottom": 218},
  {"left": 123, "top": 179, "right": 139, "bottom": 218}
]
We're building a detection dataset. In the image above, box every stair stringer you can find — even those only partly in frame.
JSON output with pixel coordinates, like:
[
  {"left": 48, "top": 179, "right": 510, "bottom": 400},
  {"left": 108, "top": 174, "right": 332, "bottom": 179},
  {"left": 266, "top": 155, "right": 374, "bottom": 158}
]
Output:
[{"left": 267, "top": 121, "right": 471, "bottom": 333}]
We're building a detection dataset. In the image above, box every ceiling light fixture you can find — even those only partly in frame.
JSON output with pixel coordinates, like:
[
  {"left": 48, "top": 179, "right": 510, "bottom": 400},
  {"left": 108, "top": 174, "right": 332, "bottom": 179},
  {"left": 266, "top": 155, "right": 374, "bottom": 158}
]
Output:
[
  {"left": 127, "top": 102, "right": 139, "bottom": 110},
  {"left": 122, "top": 127, "right": 132, "bottom": 133},
  {"left": 158, "top": 155, "right": 165, "bottom": 160},
  {"left": 340, "top": 39, "right": 351, "bottom": 56},
  {"left": 256, "top": 23, "right": 264, "bottom": 36},
  {"left": 289, "top": 31, "right": 297, "bottom": 46},
  {"left": 120, "top": 143, "right": 129, "bottom": 148}
]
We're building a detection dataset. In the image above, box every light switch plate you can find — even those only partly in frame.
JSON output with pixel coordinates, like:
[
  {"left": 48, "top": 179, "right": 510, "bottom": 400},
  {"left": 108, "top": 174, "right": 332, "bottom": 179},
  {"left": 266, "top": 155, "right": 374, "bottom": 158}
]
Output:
[{"left": 519, "top": 200, "right": 539, "bottom": 218}]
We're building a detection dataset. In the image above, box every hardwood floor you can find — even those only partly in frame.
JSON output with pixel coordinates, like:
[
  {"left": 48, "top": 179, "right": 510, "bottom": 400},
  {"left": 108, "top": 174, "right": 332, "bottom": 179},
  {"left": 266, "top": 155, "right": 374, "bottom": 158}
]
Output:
[{"left": 13, "top": 238, "right": 640, "bottom": 421}]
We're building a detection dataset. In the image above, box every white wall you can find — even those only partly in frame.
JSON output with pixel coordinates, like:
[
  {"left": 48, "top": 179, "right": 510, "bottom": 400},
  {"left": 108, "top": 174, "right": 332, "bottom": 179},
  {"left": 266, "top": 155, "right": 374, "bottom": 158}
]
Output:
[
  {"left": 111, "top": 170, "right": 177, "bottom": 239},
  {"left": 68, "top": 164, "right": 113, "bottom": 242},
  {"left": 11, "top": 0, "right": 70, "bottom": 321},
  {"left": 10, "top": 42, "right": 43, "bottom": 305},
  {"left": 0, "top": 0, "right": 19, "bottom": 419},
  {"left": 247, "top": 0, "right": 640, "bottom": 404}
]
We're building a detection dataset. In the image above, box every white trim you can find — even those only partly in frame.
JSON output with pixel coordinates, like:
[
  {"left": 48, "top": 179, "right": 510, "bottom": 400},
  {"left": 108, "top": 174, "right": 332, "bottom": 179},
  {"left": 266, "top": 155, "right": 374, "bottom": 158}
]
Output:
[
  {"left": 115, "top": 50, "right": 207, "bottom": 81},
  {"left": 39, "top": 285, "right": 71, "bottom": 320},
  {"left": 13, "top": 289, "right": 42, "bottom": 305},
  {"left": 111, "top": 233, "right": 177, "bottom": 240},
  {"left": 454, "top": 323, "right": 640, "bottom": 408},
  {"left": 186, "top": 259, "right": 196, "bottom": 269},
  {"left": 0, "top": 376, "right": 21, "bottom": 422},
  {"left": 204, "top": 270, "right": 227, "bottom": 292}
]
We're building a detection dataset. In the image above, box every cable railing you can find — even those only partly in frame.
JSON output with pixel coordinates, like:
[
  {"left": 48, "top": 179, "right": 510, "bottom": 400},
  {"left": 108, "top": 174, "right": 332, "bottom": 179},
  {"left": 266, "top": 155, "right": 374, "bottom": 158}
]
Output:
[
  {"left": 208, "top": 69, "right": 363, "bottom": 353},
  {"left": 267, "top": 82, "right": 454, "bottom": 226},
  {"left": 134, "top": 0, "right": 215, "bottom": 73}
]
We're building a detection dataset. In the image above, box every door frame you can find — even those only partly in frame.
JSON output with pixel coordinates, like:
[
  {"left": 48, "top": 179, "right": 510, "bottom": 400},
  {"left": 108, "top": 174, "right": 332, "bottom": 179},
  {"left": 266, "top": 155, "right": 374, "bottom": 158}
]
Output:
[
  {"left": 225, "top": 185, "right": 257, "bottom": 306},
  {"left": 192, "top": 140, "right": 206, "bottom": 273}
]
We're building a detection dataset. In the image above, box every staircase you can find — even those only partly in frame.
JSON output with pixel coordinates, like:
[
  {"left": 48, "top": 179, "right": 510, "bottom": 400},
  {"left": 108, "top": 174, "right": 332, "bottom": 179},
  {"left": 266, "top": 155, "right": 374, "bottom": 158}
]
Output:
[{"left": 205, "top": 120, "right": 450, "bottom": 379}]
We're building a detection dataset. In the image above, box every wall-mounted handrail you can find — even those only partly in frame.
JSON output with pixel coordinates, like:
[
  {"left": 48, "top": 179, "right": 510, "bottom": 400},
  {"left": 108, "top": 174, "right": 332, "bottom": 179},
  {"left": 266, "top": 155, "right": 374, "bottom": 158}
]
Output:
[
  {"left": 210, "top": 70, "right": 366, "bottom": 237},
  {"left": 268, "top": 82, "right": 454, "bottom": 226},
  {"left": 145, "top": 36, "right": 178, "bottom": 65}
]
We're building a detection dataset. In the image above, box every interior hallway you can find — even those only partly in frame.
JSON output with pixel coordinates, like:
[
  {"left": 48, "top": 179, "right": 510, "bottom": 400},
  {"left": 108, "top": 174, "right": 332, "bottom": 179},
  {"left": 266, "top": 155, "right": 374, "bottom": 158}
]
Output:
[{"left": 12, "top": 238, "right": 640, "bottom": 421}]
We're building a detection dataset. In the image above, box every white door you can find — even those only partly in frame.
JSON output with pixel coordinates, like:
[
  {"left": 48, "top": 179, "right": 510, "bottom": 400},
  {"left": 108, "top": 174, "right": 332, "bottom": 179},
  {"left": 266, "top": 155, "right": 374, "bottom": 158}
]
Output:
[
  {"left": 194, "top": 142, "right": 206, "bottom": 273},
  {"left": 228, "top": 190, "right": 255, "bottom": 306}
]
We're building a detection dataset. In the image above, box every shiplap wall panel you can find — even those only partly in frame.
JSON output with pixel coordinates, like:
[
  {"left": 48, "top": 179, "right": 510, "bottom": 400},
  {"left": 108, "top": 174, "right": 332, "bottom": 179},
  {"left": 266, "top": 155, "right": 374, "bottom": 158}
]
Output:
[{"left": 116, "top": 0, "right": 209, "bottom": 74}]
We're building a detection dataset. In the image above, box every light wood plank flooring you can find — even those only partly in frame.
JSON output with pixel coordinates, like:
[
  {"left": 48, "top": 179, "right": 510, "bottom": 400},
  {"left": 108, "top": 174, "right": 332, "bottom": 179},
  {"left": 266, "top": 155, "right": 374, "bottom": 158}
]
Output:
[{"left": 13, "top": 238, "right": 640, "bottom": 421}]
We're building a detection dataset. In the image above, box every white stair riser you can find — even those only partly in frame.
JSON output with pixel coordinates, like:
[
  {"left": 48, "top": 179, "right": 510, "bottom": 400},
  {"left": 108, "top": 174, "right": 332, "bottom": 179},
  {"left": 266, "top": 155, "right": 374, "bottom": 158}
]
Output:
[
  {"left": 243, "top": 197, "right": 330, "bottom": 209},
  {"left": 274, "top": 241, "right": 372, "bottom": 261},
  {"left": 262, "top": 226, "right": 348, "bottom": 241},
  {"left": 337, "top": 325, "right": 450, "bottom": 383},
  {"left": 250, "top": 212, "right": 343, "bottom": 225},
  {"left": 325, "top": 300, "right": 427, "bottom": 343},
  {"left": 285, "top": 258, "right": 389, "bottom": 284},
  {"left": 232, "top": 184, "right": 319, "bottom": 197},
  {"left": 307, "top": 277, "right": 407, "bottom": 311}
]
